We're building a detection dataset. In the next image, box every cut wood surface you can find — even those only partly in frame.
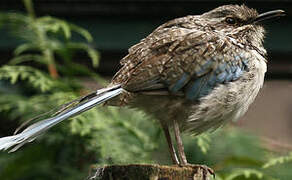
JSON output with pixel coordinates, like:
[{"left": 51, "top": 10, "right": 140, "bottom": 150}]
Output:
[{"left": 89, "top": 164, "right": 213, "bottom": 180}]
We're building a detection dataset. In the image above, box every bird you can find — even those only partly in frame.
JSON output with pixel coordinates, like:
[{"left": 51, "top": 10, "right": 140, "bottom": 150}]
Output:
[{"left": 0, "top": 4, "right": 285, "bottom": 176}]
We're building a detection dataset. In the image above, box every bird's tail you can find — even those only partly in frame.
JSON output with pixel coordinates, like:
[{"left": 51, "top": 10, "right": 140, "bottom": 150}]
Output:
[{"left": 0, "top": 84, "right": 123, "bottom": 152}]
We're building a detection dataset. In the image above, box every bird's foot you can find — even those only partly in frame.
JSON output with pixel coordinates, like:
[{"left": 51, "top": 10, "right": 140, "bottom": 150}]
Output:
[{"left": 177, "top": 163, "right": 215, "bottom": 179}]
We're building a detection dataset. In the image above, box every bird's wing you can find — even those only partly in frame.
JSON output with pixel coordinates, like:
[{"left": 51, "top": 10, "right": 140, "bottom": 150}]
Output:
[
  {"left": 160, "top": 33, "right": 250, "bottom": 100},
  {"left": 112, "top": 23, "right": 249, "bottom": 101},
  {"left": 111, "top": 20, "right": 206, "bottom": 90}
]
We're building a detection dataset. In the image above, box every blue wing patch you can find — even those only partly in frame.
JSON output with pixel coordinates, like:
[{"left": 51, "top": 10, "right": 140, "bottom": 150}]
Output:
[
  {"left": 169, "top": 54, "right": 249, "bottom": 101},
  {"left": 169, "top": 73, "right": 190, "bottom": 93}
]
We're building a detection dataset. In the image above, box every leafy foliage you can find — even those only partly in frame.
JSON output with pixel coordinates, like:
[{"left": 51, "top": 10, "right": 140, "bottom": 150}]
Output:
[
  {"left": 0, "top": 2, "right": 160, "bottom": 179},
  {"left": 263, "top": 152, "right": 292, "bottom": 169},
  {"left": 0, "top": 65, "right": 57, "bottom": 92},
  {"left": 0, "top": 0, "right": 99, "bottom": 79},
  {"left": 224, "top": 168, "right": 264, "bottom": 180},
  {"left": 196, "top": 133, "right": 211, "bottom": 154}
]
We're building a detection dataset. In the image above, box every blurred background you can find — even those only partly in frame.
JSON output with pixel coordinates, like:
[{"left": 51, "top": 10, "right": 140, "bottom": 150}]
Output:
[{"left": 0, "top": 0, "right": 291, "bottom": 180}]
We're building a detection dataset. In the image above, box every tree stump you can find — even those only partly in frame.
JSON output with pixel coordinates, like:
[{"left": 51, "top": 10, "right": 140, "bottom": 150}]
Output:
[{"left": 88, "top": 164, "right": 213, "bottom": 180}]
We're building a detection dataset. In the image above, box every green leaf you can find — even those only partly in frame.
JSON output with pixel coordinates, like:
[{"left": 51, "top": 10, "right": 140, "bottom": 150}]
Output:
[
  {"left": 54, "top": 20, "right": 71, "bottom": 39},
  {"left": 226, "top": 168, "right": 264, "bottom": 180},
  {"left": 0, "top": 12, "right": 29, "bottom": 26},
  {"left": 210, "top": 174, "right": 224, "bottom": 180},
  {"left": 67, "top": 42, "right": 100, "bottom": 67},
  {"left": 196, "top": 133, "right": 211, "bottom": 154},
  {"left": 0, "top": 65, "right": 56, "bottom": 92},
  {"left": 37, "top": 16, "right": 93, "bottom": 41},
  {"left": 9, "top": 54, "right": 45, "bottom": 65},
  {"left": 14, "top": 43, "right": 39, "bottom": 55},
  {"left": 69, "top": 23, "right": 93, "bottom": 42},
  {"left": 37, "top": 16, "right": 71, "bottom": 39},
  {"left": 263, "top": 152, "right": 292, "bottom": 169},
  {"left": 23, "top": 0, "right": 36, "bottom": 19},
  {"left": 46, "top": 39, "right": 63, "bottom": 51},
  {"left": 87, "top": 46, "right": 100, "bottom": 67}
]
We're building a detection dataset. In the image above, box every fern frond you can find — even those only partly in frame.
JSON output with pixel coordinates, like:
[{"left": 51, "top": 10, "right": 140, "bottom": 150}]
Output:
[
  {"left": 0, "top": 12, "right": 36, "bottom": 41},
  {"left": 9, "top": 55, "right": 45, "bottom": 65},
  {"left": 210, "top": 174, "right": 223, "bottom": 180},
  {"left": 37, "top": 16, "right": 93, "bottom": 42},
  {"left": 14, "top": 43, "right": 40, "bottom": 56},
  {"left": 0, "top": 65, "right": 56, "bottom": 92},
  {"left": 37, "top": 16, "right": 71, "bottom": 39},
  {"left": 0, "top": 12, "right": 30, "bottom": 27},
  {"left": 225, "top": 168, "right": 264, "bottom": 180},
  {"left": 68, "top": 23, "right": 93, "bottom": 42},
  {"left": 67, "top": 42, "right": 100, "bottom": 67},
  {"left": 263, "top": 152, "right": 292, "bottom": 169},
  {"left": 196, "top": 133, "right": 211, "bottom": 154},
  {"left": 0, "top": 91, "right": 78, "bottom": 121}
]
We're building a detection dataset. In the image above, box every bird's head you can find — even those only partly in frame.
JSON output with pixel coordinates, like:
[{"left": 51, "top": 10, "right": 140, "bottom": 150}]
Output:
[{"left": 201, "top": 4, "right": 285, "bottom": 48}]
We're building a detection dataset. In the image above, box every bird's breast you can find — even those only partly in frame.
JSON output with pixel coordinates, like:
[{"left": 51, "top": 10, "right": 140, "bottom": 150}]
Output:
[{"left": 184, "top": 51, "right": 267, "bottom": 134}]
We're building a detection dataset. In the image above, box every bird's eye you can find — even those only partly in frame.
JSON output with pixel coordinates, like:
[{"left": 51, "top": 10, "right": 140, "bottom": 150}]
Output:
[{"left": 225, "top": 17, "right": 236, "bottom": 24}]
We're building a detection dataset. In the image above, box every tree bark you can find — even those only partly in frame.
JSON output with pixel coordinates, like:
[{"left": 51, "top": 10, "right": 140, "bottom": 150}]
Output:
[{"left": 88, "top": 164, "right": 212, "bottom": 180}]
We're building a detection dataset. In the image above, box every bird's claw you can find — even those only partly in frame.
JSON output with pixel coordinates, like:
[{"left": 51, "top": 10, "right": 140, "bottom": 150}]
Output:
[{"left": 178, "top": 164, "right": 215, "bottom": 179}]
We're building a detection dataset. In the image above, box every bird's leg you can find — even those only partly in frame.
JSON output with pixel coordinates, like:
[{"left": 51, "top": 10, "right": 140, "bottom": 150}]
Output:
[
  {"left": 173, "top": 119, "right": 188, "bottom": 165},
  {"left": 160, "top": 122, "right": 180, "bottom": 165},
  {"left": 173, "top": 120, "right": 215, "bottom": 179}
]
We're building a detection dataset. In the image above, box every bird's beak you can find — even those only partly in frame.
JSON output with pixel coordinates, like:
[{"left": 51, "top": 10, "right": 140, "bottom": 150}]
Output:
[{"left": 253, "top": 10, "right": 286, "bottom": 24}]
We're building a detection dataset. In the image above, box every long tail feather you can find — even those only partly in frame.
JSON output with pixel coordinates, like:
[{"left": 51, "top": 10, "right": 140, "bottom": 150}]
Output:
[{"left": 0, "top": 84, "right": 123, "bottom": 152}]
